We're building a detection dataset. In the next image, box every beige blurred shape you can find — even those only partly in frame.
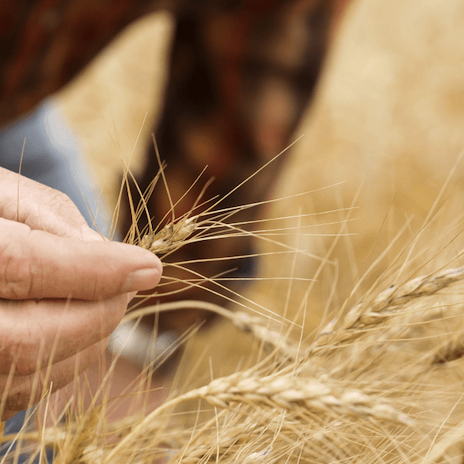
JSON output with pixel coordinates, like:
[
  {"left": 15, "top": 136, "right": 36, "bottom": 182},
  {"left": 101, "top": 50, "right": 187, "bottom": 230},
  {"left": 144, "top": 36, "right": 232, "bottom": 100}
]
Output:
[
  {"left": 57, "top": 11, "right": 174, "bottom": 212},
  {"left": 181, "top": 0, "right": 464, "bottom": 387},
  {"left": 245, "top": 0, "right": 464, "bottom": 331}
]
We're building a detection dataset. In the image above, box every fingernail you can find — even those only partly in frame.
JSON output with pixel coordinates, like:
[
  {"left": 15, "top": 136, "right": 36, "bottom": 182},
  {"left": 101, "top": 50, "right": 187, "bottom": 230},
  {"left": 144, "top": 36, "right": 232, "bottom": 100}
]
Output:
[
  {"left": 81, "top": 225, "right": 104, "bottom": 242},
  {"left": 122, "top": 268, "right": 161, "bottom": 293}
]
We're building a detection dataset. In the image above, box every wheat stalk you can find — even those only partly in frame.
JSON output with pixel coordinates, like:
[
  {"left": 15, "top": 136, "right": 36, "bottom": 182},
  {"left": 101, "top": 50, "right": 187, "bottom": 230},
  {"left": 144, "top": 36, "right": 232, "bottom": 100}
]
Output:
[{"left": 121, "top": 300, "right": 300, "bottom": 362}]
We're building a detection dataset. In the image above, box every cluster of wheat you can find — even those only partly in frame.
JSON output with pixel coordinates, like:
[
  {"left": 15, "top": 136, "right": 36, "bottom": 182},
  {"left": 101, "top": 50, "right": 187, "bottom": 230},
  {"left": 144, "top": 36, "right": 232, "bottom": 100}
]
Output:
[
  {"left": 3, "top": 136, "right": 464, "bottom": 462},
  {"left": 3, "top": 203, "right": 464, "bottom": 464}
]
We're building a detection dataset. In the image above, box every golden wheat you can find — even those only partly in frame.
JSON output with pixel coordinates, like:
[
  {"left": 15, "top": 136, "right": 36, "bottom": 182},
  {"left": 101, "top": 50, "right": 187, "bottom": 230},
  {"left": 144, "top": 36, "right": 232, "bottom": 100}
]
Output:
[
  {"left": 6, "top": 257, "right": 464, "bottom": 462},
  {"left": 315, "top": 266, "right": 464, "bottom": 350},
  {"left": 4, "top": 156, "right": 464, "bottom": 463}
]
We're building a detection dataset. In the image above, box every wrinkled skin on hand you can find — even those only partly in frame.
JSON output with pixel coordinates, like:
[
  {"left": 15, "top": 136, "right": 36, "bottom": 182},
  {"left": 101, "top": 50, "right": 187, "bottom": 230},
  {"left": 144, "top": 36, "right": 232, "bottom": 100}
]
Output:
[{"left": 0, "top": 167, "right": 162, "bottom": 419}]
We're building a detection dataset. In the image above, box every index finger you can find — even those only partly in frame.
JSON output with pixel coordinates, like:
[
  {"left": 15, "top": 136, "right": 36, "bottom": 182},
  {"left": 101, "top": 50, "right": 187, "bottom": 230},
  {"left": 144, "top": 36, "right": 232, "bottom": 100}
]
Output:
[{"left": 0, "top": 167, "right": 93, "bottom": 240}]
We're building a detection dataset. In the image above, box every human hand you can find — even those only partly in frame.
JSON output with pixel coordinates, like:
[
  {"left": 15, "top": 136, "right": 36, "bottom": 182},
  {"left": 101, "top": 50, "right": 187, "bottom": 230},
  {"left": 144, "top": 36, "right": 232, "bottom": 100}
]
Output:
[{"left": 0, "top": 167, "right": 162, "bottom": 420}]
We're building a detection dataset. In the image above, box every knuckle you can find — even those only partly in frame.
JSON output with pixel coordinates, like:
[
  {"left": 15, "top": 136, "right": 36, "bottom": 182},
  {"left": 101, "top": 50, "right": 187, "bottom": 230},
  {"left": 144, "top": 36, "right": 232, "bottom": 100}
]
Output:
[
  {"left": 5, "top": 376, "right": 35, "bottom": 412},
  {"left": 2, "top": 321, "right": 45, "bottom": 377},
  {"left": 0, "top": 233, "right": 34, "bottom": 299},
  {"left": 36, "top": 187, "right": 86, "bottom": 237},
  {"left": 43, "top": 188, "right": 79, "bottom": 219}
]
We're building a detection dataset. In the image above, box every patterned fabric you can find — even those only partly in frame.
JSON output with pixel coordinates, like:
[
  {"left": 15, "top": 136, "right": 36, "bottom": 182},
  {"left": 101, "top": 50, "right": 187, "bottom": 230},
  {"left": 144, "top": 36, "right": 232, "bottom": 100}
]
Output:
[
  {"left": 0, "top": 0, "right": 158, "bottom": 124},
  {"left": 0, "top": 0, "right": 347, "bottom": 123},
  {"left": 1, "top": 0, "right": 348, "bottom": 333}
]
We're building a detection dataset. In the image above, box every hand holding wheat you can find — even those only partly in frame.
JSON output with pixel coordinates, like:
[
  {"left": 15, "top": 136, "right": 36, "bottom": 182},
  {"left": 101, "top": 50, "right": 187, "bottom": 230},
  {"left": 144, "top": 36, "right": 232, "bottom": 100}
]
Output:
[{"left": 0, "top": 167, "right": 162, "bottom": 420}]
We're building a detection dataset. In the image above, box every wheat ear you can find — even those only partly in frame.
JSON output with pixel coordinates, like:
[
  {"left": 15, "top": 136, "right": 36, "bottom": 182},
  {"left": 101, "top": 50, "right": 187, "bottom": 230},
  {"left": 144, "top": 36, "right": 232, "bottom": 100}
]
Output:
[
  {"left": 314, "top": 266, "right": 464, "bottom": 350},
  {"left": 138, "top": 215, "right": 199, "bottom": 255},
  {"left": 104, "top": 366, "right": 411, "bottom": 463}
]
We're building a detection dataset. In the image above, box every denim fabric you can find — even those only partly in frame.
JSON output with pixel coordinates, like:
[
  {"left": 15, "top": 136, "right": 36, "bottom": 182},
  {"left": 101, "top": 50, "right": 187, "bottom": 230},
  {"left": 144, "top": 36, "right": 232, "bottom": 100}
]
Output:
[
  {"left": 0, "top": 98, "right": 111, "bottom": 235},
  {"left": 1, "top": 410, "right": 54, "bottom": 463}
]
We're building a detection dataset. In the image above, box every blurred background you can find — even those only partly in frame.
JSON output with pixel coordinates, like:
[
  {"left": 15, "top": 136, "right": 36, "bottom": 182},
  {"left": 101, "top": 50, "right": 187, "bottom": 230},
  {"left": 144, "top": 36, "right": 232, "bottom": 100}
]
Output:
[{"left": 6, "top": 0, "right": 464, "bottom": 433}]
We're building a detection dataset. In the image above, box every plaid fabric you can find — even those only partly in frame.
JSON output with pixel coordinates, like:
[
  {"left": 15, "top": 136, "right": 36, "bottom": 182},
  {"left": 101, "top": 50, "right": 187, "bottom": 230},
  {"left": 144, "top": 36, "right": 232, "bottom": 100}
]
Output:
[
  {"left": 0, "top": 0, "right": 159, "bottom": 124},
  {"left": 1, "top": 0, "right": 347, "bottom": 332}
]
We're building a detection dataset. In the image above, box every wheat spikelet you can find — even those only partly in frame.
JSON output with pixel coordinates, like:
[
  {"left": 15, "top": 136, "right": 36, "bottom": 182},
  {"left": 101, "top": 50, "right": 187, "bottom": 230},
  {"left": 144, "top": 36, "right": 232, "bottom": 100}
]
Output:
[
  {"left": 314, "top": 266, "right": 464, "bottom": 351},
  {"left": 138, "top": 215, "right": 199, "bottom": 256},
  {"left": 181, "top": 371, "right": 411, "bottom": 424}
]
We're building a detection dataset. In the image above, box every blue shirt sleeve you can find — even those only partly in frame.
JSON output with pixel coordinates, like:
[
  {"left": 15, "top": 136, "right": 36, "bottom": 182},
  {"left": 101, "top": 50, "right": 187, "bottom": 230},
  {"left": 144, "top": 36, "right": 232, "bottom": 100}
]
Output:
[{"left": 0, "top": 98, "right": 112, "bottom": 236}]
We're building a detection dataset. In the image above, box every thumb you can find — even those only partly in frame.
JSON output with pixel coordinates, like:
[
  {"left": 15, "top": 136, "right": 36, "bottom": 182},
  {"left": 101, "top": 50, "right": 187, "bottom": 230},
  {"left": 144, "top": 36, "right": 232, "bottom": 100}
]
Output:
[{"left": 0, "top": 218, "right": 162, "bottom": 300}]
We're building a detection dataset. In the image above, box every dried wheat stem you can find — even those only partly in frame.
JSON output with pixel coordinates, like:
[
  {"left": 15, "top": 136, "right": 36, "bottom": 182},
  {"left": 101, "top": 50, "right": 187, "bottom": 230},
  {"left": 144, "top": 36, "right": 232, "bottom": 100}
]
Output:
[
  {"left": 314, "top": 267, "right": 464, "bottom": 350},
  {"left": 423, "top": 417, "right": 464, "bottom": 463},
  {"left": 123, "top": 300, "right": 299, "bottom": 360}
]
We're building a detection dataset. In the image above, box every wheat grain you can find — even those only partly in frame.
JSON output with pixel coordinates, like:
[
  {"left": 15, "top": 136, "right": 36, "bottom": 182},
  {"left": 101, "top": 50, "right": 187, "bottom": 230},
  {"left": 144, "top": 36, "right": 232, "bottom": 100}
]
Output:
[{"left": 138, "top": 215, "right": 199, "bottom": 255}]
